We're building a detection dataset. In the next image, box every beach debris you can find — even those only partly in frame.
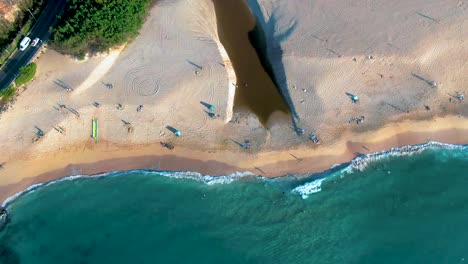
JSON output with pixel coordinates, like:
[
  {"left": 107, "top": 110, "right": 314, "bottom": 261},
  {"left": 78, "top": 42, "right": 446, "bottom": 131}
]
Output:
[
  {"left": 116, "top": 103, "right": 124, "bottom": 110},
  {"left": 430, "top": 81, "right": 438, "bottom": 88},
  {"left": 352, "top": 57, "right": 357, "bottom": 62},
  {"left": 160, "top": 142, "right": 174, "bottom": 151},
  {"left": 93, "top": 102, "right": 100, "bottom": 108},
  {"left": 195, "top": 70, "right": 201, "bottom": 76},
  {"left": 137, "top": 105, "right": 144, "bottom": 112},
  {"left": 300, "top": 99, "right": 305, "bottom": 104},
  {"left": 302, "top": 88, "right": 307, "bottom": 92},
  {"left": 241, "top": 140, "right": 251, "bottom": 149},
  {"left": 424, "top": 105, "right": 431, "bottom": 111},
  {"left": 293, "top": 84, "right": 297, "bottom": 90},
  {"left": 367, "top": 55, "right": 374, "bottom": 60},
  {"left": 106, "top": 83, "right": 114, "bottom": 89}
]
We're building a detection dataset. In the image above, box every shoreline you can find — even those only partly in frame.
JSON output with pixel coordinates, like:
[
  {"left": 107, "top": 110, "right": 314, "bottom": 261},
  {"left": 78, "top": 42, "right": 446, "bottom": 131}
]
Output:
[{"left": 0, "top": 115, "right": 466, "bottom": 205}]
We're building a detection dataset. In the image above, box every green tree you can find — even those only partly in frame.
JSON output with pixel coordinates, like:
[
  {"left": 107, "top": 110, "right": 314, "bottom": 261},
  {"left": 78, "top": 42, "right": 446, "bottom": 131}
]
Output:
[
  {"left": 51, "top": 0, "right": 153, "bottom": 58},
  {"left": 15, "top": 62, "right": 37, "bottom": 87}
]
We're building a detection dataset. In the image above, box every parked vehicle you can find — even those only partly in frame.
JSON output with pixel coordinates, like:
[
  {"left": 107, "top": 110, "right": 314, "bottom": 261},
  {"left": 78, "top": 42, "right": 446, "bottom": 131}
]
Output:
[{"left": 19, "top": 37, "right": 31, "bottom": 51}]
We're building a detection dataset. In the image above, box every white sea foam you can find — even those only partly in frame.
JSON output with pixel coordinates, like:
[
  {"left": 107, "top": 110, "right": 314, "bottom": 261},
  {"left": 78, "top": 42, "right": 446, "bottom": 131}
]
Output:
[
  {"left": 1, "top": 141, "right": 465, "bottom": 206},
  {"left": 291, "top": 141, "right": 466, "bottom": 199},
  {"left": 292, "top": 178, "right": 326, "bottom": 199},
  {"left": 348, "top": 141, "right": 466, "bottom": 173},
  {"left": 158, "top": 171, "right": 256, "bottom": 185},
  {"left": 1, "top": 170, "right": 256, "bottom": 207}
]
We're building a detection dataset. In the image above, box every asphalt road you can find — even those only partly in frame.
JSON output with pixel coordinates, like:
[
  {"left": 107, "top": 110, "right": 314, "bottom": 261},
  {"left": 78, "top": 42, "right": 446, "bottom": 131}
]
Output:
[{"left": 0, "top": 0, "right": 67, "bottom": 91}]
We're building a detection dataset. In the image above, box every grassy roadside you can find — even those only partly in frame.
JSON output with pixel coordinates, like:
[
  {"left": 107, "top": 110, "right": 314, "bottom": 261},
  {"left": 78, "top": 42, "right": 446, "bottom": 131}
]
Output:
[
  {"left": 0, "top": 62, "right": 37, "bottom": 109},
  {"left": 15, "top": 62, "right": 37, "bottom": 87}
]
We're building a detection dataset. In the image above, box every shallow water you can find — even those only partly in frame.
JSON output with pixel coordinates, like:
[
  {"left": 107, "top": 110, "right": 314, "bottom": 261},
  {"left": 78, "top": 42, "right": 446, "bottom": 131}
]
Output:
[
  {"left": 212, "top": 0, "right": 289, "bottom": 124},
  {"left": 0, "top": 146, "right": 467, "bottom": 263}
]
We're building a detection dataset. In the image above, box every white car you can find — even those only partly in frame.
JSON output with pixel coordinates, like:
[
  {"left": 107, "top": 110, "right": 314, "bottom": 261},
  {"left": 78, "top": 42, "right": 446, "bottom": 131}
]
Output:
[
  {"left": 31, "top": 38, "right": 40, "bottom": 47},
  {"left": 19, "top": 37, "right": 31, "bottom": 51}
]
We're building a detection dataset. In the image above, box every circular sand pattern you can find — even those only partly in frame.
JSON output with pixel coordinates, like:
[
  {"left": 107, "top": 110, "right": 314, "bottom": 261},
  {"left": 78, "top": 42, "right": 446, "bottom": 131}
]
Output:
[
  {"left": 132, "top": 77, "right": 160, "bottom": 97},
  {"left": 123, "top": 66, "right": 163, "bottom": 97}
]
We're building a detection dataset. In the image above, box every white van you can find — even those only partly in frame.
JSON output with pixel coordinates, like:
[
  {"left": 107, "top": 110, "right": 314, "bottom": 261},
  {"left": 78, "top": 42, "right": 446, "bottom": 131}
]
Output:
[{"left": 19, "top": 37, "right": 31, "bottom": 51}]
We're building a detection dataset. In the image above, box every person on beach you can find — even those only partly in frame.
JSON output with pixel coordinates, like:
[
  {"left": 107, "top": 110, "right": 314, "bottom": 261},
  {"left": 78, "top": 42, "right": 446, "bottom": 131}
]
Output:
[{"left": 297, "top": 128, "right": 305, "bottom": 136}]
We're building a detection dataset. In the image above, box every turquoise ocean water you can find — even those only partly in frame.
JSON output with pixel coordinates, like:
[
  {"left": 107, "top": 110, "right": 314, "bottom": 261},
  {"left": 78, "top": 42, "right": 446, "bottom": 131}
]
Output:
[{"left": 0, "top": 143, "right": 467, "bottom": 263}]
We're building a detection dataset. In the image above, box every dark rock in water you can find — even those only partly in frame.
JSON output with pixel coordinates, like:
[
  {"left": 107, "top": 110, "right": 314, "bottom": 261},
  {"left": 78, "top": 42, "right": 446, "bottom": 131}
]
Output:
[
  {"left": 0, "top": 245, "right": 20, "bottom": 264},
  {"left": 0, "top": 208, "right": 8, "bottom": 231}
]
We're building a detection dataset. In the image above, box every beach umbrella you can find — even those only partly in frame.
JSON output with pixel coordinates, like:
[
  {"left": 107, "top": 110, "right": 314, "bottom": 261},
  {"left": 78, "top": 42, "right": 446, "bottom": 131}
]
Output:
[{"left": 175, "top": 130, "right": 181, "bottom": 137}]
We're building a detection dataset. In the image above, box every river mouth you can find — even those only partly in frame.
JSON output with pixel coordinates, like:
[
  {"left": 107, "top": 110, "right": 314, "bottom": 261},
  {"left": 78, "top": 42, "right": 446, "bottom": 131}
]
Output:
[{"left": 212, "top": 0, "right": 289, "bottom": 126}]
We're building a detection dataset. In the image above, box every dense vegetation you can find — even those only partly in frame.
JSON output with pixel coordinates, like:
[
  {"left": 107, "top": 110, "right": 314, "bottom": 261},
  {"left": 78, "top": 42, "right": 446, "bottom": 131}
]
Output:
[
  {"left": 15, "top": 62, "right": 37, "bottom": 86},
  {"left": 51, "top": 0, "right": 153, "bottom": 58}
]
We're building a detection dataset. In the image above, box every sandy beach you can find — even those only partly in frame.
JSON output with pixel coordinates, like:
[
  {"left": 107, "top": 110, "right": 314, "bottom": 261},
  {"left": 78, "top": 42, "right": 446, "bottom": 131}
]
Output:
[{"left": 0, "top": 0, "right": 466, "bottom": 203}]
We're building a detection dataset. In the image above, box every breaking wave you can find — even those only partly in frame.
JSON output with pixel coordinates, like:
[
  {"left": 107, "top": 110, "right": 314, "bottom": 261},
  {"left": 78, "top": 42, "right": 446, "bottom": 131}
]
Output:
[
  {"left": 291, "top": 141, "right": 467, "bottom": 199},
  {"left": 1, "top": 141, "right": 466, "bottom": 208}
]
